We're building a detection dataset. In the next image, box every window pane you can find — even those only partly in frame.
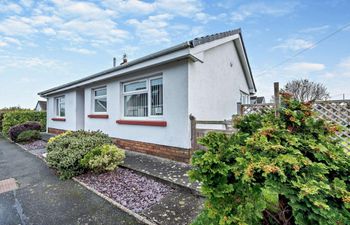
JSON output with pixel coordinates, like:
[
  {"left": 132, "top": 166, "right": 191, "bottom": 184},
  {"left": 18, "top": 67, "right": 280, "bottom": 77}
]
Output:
[
  {"left": 94, "top": 98, "right": 107, "bottom": 112},
  {"left": 124, "top": 81, "right": 147, "bottom": 93},
  {"left": 95, "top": 88, "right": 106, "bottom": 97},
  {"left": 124, "top": 93, "right": 148, "bottom": 117},
  {"left": 151, "top": 78, "right": 163, "bottom": 115},
  {"left": 60, "top": 103, "right": 65, "bottom": 117}
]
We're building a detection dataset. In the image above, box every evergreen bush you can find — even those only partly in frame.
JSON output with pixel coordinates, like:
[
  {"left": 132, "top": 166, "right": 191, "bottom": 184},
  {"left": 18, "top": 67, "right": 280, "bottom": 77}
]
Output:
[
  {"left": 46, "top": 130, "right": 113, "bottom": 179},
  {"left": 17, "top": 130, "right": 41, "bottom": 143},
  {"left": 189, "top": 93, "right": 350, "bottom": 225},
  {"left": 80, "top": 144, "right": 125, "bottom": 173}
]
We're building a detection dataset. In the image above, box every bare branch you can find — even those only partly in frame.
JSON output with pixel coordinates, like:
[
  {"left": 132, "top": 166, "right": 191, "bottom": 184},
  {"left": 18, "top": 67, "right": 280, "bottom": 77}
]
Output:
[{"left": 283, "top": 79, "right": 330, "bottom": 102}]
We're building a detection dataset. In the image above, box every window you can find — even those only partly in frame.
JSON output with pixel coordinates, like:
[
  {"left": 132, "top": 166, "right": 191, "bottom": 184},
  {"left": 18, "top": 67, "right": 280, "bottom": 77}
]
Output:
[
  {"left": 92, "top": 87, "right": 107, "bottom": 113},
  {"left": 240, "top": 91, "right": 250, "bottom": 104},
  {"left": 55, "top": 96, "right": 65, "bottom": 117},
  {"left": 123, "top": 77, "right": 163, "bottom": 117}
]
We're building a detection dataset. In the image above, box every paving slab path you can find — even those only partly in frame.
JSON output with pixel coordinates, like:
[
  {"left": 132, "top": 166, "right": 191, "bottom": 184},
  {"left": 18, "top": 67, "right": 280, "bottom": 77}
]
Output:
[
  {"left": 0, "top": 136, "right": 143, "bottom": 225},
  {"left": 123, "top": 150, "right": 201, "bottom": 193}
]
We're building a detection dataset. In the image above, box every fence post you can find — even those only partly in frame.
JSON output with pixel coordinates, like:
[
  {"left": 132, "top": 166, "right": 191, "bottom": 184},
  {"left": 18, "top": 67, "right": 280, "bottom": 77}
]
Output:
[
  {"left": 237, "top": 102, "right": 242, "bottom": 115},
  {"left": 189, "top": 114, "right": 197, "bottom": 152},
  {"left": 274, "top": 82, "right": 280, "bottom": 117}
]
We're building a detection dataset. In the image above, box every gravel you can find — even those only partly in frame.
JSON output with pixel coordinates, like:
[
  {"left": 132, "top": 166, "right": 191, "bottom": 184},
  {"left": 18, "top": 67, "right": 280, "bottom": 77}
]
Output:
[
  {"left": 22, "top": 140, "right": 47, "bottom": 150},
  {"left": 76, "top": 168, "right": 174, "bottom": 212}
]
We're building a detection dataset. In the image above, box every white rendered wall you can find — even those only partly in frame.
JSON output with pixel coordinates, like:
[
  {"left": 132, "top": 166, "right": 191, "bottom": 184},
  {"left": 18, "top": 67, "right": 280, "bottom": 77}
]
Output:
[
  {"left": 188, "top": 41, "right": 250, "bottom": 121},
  {"left": 46, "top": 90, "right": 79, "bottom": 131},
  {"left": 76, "top": 89, "right": 85, "bottom": 130},
  {"left": 83, "top": 61, "right": 191, "bottom": 149}
]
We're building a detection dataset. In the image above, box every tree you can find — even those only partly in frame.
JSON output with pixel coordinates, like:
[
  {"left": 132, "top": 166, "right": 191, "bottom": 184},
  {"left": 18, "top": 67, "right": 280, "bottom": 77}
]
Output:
[{"left": 283, "top": 79, "right": 329, "bottom": 102}]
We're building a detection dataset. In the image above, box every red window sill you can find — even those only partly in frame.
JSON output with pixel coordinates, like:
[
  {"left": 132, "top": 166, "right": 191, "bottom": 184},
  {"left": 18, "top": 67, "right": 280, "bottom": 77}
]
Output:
[
  {"left": 52, "top": 118, "right": 66, "bottom": 121},
  {"left": 88, "top": 114, "right": 109, "bottom": 119},
  {"left": 116, "top": 120, "right": 167, "bottom": 127}
]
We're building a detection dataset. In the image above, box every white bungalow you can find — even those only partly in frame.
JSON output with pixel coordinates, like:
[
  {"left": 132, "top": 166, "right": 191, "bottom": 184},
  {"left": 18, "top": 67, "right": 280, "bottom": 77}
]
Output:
[{"left": 38, "top": 29, "right": 256, "bottom": 162}]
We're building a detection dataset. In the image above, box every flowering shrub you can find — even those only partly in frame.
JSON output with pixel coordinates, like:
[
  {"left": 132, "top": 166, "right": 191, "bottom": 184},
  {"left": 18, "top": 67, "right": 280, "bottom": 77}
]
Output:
[
  {"left": 8, "top": 121, "right": 41, "bottom": 141},
  {"left": 189, "top": 93, "right": 350, "bottom": 225},
  {"left": 80, "top": 144, "right": 125, "bottom": 173},
  {"left": 46, "top": 130, "right": 113, "bottom": 179}
]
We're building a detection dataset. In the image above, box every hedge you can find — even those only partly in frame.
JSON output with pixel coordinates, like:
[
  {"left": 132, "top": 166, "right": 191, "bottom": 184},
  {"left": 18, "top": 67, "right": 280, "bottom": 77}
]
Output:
[
  {"left": 2, "top": 111, "right": 46, "bottom": 136},
  {"left": 0, "top": 107, "right": 28, "bottom": 132}
]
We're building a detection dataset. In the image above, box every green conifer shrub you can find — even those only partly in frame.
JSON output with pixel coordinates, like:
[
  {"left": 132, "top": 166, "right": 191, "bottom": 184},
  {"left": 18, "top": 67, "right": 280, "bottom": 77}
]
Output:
[{"left": 189, "top": 93, "right": 350, "bottom": 225}]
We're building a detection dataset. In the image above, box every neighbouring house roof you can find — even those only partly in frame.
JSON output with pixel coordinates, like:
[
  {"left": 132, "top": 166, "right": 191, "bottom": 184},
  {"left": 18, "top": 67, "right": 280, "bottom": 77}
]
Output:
[
  {"left": 39, "top": 28, "right": 256, "bottom": 96},
  {"left": 250, "top": 96, "right": 266, "bottom": 104},
  {"left": 35, "top": 100, "right": 47, "bottom": 111}
]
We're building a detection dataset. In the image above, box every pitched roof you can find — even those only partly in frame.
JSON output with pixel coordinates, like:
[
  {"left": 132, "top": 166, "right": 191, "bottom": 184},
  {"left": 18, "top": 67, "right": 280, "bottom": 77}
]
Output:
[
  {"left": 189, "top": 29, "right": 241, "bottom": 47},
  {"left": 35, "top": 100, "right": 47, "bottom": 110},
  {"left": 39, "top": 28, "right": 255, "bottom": 96}
]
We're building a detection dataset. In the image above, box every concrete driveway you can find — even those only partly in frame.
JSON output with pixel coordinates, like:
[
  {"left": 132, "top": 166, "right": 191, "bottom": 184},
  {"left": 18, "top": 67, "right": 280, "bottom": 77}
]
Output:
[{"left": 0, "top": 136, "right": 143, "bottom": 225}]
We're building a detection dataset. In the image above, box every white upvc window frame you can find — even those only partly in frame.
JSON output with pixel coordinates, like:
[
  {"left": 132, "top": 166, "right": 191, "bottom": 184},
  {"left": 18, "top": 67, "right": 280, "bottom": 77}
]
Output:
[
  {"left": 240, "top": 90, "right": 250, "bottom": 104},
  {"left": 122, "top": 76, "right": 163, "bottom": 119},
  {"left": 54, "top": 96, "right": 65, "bottom": 118},
  {"left": 92, "top": 86, "right": 107, "bottom": 114}
]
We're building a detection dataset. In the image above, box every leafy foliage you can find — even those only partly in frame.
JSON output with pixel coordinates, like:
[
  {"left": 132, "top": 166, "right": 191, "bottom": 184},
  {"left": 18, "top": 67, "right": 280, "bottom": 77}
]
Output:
[
  {"left": 46, "top": 130, "right": 113, "bottom": 179},
  {"left": 8, "top": 121, "right": 41, "bottom": 141},
  {"left": 80, "top": 144, "right": 125, "bottom": 173},
  {"left": 189, "top": 93, "right": 350, "bottom": 225},
  {"left": 0, "top": 107, "right": 29, "bottom": 132},
  {"left": 2, "top": 110, "right": 46, "bottom": 135},
  {"left": 17, "top": 130, "right": 41, "bottom": 143}
]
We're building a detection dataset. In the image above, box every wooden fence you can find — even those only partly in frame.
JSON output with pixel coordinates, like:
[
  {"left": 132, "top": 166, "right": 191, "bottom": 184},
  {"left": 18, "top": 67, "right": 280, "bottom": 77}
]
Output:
[
  {"left": 190, "top": 114, "right": 235, "bottom": 150},
  {"left": 189, "top": 82, "right": 350, "bottom": 151},
  {"left": 239, "top": 83, "right": 350, "bottom": 150}
]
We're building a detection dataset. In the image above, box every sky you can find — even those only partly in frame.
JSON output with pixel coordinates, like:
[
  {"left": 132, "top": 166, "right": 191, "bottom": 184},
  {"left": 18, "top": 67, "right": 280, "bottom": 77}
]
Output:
[{"left": 0, "top": 0, "right": 350, "bottom": 108}]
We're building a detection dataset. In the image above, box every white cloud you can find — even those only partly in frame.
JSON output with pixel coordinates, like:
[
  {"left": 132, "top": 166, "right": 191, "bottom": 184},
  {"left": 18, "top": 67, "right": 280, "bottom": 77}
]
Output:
[
  {"left": 102, "top": 0, "right": 155, "bottom": 15},
  {"left": 231, "top": 2, "right": 298, "bottom": 22},
  {"left": 156, "top": 0, "right": 202, "bottom": 17},
  {"left": 194, "top": 12, "right": 222, "bottom": 24},
  {"left": 64, "top": 47, "right": 96, "bottom": 55},
  {"left": 0, "top": 17, "right": 36, "bottom": 36},
  {"left": 60, "top": 18, "right": 128, "bottom": 43},
  {"left": 300, "top": 25, "right": 329, "bottom": 33},
  {"left": 285, "top": 62, "right": 326, "bottom": 72},
  {"left": 338, "top": 57, "right": 350, "bottom": 69},
  {"left": 0, "top": 55, "right": 63, "bottom": 70},
  {"left": 0, "top": 36, "right": 20, "bottom": 48},
  {"left": 273, "top": 38, "right": 314, "bottom": 51},
  {"left": 102, "top": 0, "right": 203, "bottom": 17},
  {"left": 0, "top": 2, "right": 22, "bottom": 14},
  {"left": 127, "top": 14, "right": 174, "bottom": 44},
  {"left": 19, "top": 0, "right": 33, "bottom": 7},
  {"left": 321, "top": 57, "right": 350, "bottom": 79},
  {"left": 0, "top": 41, "right": 7, "bottom": 47},
  {"left": 52, "top": 0, "right": 115, "bottom": 20},
  {"left": 42, "top": 27, "right": 56, "bottom": 36}
]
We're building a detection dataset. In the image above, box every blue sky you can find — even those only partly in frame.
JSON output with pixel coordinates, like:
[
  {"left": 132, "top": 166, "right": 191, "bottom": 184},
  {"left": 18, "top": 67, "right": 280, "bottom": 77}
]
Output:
[{"left": 0, "top": 0, "right": 350, "bottom": 108}]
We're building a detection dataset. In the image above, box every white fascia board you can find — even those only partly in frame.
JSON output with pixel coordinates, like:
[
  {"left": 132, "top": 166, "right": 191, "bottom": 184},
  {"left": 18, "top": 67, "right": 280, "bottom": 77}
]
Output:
[
  {"left": 42, "top": 48, "right": 191, "bottom": 96},
  {"left": 233, "top": 38, "right": 256, "bottom": 94}
]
